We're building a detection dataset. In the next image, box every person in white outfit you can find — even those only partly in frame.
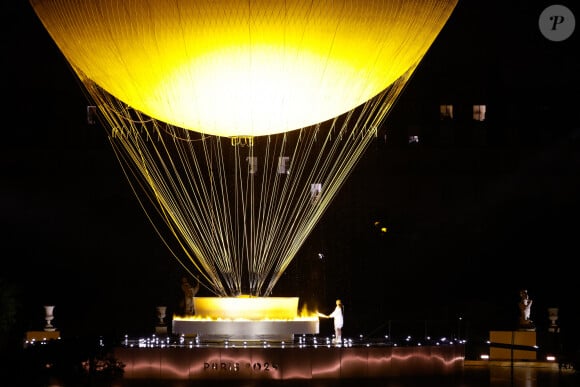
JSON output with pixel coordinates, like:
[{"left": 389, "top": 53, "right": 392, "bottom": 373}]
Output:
[{"left": 319, "top": 299, "right": 344, "bottom": 344}]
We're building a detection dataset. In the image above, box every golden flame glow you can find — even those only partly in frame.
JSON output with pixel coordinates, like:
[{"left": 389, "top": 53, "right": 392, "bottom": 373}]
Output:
[{"left": 173, "top": 296, "right": 319, "bottom": 321}]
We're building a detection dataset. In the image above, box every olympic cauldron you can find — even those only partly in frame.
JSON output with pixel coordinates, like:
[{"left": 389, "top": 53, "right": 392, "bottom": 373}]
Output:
[{"left": 172, "top": 296, "right": 319, "bottom": 342}]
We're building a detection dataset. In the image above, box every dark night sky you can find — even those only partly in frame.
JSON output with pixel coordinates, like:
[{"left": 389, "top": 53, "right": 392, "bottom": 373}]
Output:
[{"left": 2, "top": 0, "right": 579, "bottom": 345}]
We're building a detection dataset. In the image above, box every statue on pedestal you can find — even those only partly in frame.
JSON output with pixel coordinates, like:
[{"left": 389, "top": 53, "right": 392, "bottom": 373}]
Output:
[
  {"left": 181, "top": 276, "right": 200, "bottom": 315},
  {"left": 518, "top": 289, "right": 535, "bottom": 331}
]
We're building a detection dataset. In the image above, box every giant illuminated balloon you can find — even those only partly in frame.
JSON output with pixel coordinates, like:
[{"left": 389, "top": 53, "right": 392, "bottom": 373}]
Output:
[{"left": 31, "top": 0, "right": 458, "bottom": 297}]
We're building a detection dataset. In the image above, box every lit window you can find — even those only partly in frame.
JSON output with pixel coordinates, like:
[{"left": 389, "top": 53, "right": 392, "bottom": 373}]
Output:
[
  {"left": 407, "top": 124, "right": 420, "bottom": 144},
  {"left": 278, "top": 156, "right": 290, "bottom": 174},
  {"left": 87, "top": 105, "right": 97, "bottom": 124},
  {"left": 310, "top": 183, "right": 322, "bottom": 204},
  {"left": 473, "top": 104, "right": 486, "bottom": 121},
  {"left": 246, "top": 156, "right": 257, "bottom": 174},
  {"left": 440, "top": 104, "right": 453, "bottom": 119}
]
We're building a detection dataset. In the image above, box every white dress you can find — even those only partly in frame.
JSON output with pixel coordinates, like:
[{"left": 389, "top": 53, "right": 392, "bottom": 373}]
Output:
[{"left": 329, "top": 305, "right": 344, "bottom": 329}]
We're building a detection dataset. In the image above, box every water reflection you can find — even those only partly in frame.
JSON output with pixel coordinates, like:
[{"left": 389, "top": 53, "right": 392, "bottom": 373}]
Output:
[{"left": 105, "top": 364, "right": 577, "bottom": 387}]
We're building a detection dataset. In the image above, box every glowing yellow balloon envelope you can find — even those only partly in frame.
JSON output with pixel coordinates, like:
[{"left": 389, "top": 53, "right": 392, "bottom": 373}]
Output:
[
  {"left": 30, "top": 0, "right": 457, "bottom": 137},
  {"left": 30, "top": 0, "right": 459, "bottom": 297}
]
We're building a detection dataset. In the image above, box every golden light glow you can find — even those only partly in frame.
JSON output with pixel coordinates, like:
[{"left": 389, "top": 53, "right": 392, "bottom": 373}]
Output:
[
  {"left": 30, "top": 0, "right": 458, "bottom": 297},
  {"left": 30, "top": 0, "right": 457, "bottom": 137},
  {"left": 173, "top": 296, "right": 318, "bottom": 321},
  {"left": 194, "top": 296, "right": 300, "bottom": 320}
]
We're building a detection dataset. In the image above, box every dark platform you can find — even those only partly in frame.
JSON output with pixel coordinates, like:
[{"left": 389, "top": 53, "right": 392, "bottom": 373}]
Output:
[{"left": 113, "top": 340, "right": 464, "bottom": 380}]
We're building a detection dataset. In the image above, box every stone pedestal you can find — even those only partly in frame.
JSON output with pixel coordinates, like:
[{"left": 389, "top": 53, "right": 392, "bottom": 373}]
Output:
[
  {"left": 489, "top": 330, "right": 536, "bottom": 360},
  {"left": 155, "top": 306, "right": 168, "bottom": 335},
  {"left": 25, "top": 330, "right": 60, "bottom": 343}
]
